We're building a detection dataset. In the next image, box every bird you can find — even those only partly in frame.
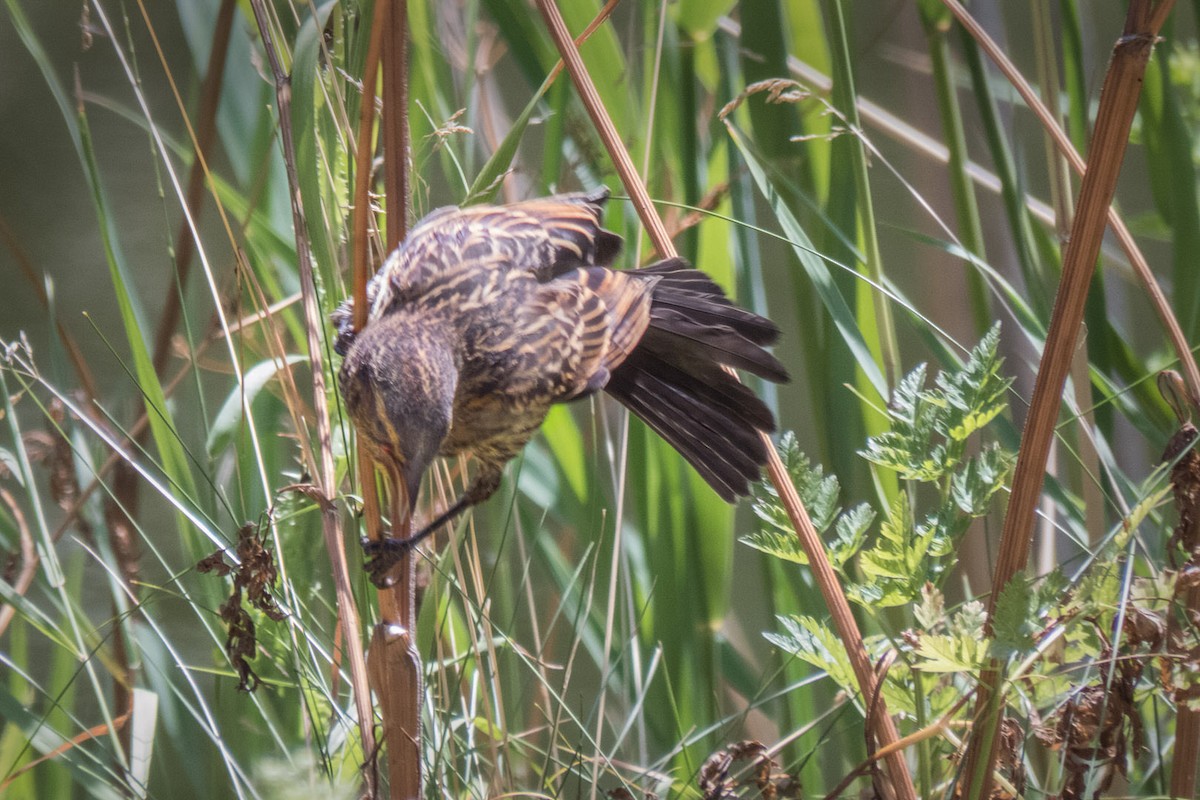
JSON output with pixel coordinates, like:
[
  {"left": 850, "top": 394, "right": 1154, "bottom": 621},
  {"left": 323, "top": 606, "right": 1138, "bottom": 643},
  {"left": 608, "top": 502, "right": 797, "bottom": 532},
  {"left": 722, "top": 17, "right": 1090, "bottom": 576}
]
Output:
[{"left": 334, "top": 188, "right": 788, "bottom": 587}]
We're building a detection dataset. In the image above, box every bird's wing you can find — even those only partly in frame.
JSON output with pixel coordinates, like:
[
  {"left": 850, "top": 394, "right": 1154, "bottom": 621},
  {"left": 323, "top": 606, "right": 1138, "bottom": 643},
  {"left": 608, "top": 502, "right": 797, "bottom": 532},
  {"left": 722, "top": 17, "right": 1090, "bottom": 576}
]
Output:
[
  {"left": 521, "top": 267, "right": 655, "bottom": 401},
  {"left": 502, "top": 189, "right": 624, "bottom": 274},
  {"left": 374, "top": 188, "right": 622, "bottom": 312},
  {"left": 333, "top": 189, "right": 624, "bottom": 354}
]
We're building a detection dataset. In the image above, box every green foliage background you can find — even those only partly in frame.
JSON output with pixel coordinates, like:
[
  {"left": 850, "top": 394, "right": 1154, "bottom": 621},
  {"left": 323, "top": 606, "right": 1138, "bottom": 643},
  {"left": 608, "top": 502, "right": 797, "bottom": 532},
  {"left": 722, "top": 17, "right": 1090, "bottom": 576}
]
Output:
[{"left": 0, "top": 1, "right": 1196, "bottom": 797}]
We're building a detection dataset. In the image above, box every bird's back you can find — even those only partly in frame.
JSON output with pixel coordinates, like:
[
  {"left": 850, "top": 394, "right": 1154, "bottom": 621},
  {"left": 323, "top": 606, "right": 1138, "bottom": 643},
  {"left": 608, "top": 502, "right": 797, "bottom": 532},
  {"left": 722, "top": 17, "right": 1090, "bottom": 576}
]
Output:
[
  {"left": 336, "top": 189, "right": 787, "bottom": 505},
  {"left": 332, "top": 189, "right": 620, "bottom": 355}
]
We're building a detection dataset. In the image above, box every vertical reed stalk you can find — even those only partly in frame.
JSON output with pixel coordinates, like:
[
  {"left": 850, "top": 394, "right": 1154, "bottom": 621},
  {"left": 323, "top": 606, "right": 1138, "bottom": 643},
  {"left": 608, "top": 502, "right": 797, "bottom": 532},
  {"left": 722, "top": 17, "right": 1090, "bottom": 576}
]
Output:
[
  {"left": 246, "top": 2, "right": 379, "bottom": 795},
  {"left": 954, "top": 3, "right": 1175, "bottom": 797},
  {"left": 532, "top": 2, "right": 917, "bottom": 797}
]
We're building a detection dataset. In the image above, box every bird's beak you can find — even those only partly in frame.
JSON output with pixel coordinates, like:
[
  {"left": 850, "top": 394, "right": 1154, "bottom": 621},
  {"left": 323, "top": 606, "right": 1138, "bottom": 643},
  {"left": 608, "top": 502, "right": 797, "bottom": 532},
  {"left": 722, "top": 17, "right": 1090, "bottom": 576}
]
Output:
[{"left": 399, "top": 458, "right": 424, "bottom": 517}]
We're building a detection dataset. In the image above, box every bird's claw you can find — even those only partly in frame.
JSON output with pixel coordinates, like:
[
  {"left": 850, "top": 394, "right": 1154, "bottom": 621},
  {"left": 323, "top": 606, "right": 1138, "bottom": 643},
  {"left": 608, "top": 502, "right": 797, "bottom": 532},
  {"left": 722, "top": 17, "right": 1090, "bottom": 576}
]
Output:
[{"left": 360, "top": 536, "right": 415, "bottom": 588}]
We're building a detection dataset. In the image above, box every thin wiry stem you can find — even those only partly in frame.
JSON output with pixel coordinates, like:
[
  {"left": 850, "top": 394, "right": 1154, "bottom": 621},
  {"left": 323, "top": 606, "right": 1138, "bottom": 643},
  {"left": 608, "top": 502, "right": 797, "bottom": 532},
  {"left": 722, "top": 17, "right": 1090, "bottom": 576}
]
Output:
[
  {"left": 941, "top": 0, "right": 1199, "bottom": 405},
  {"left": 245, "top": 3, "right": 378, "bottom": 795},
  {"left": 149, "top": 0, "right": 235, "bottom": 377}
]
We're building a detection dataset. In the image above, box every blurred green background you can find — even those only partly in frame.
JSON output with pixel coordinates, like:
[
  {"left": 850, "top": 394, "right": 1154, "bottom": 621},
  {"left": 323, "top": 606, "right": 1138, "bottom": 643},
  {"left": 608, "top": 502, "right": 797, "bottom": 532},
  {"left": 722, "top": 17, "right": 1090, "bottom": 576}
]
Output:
[{"left": 1, "top": 1, "right": 1196, "bottom": 798}]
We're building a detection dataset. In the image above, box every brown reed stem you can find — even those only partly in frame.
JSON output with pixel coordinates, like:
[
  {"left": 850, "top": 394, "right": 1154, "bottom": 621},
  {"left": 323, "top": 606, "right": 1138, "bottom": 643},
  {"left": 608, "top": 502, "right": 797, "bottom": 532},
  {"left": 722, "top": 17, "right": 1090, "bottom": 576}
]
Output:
[
  {"left": 955, "top": 4, "right": 1175, "bottom": 797},
  {"left": 532, "top": 2, "right": 917, "bottom": 798}
]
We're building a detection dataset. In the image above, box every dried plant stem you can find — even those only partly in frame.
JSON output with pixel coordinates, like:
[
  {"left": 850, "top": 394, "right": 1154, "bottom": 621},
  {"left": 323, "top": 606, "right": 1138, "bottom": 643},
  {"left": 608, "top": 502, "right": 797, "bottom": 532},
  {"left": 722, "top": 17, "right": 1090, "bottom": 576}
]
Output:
[
  {"left": 955, "top": 4, "right": 1175, "bottom": 798},
  {"left": 1, "top": 217, "right": 98, "bottom": 398},
  {"left": 1173, "top": 585, "right": 1200, "bottom": 798},
  {"left": 381, "top": 0, "right": 409, "bottom": 248},
  {"left": 245, "top": 3, "right": 378, "bottom": 795},
  {"left": 149, "top": 0, "right": 235, "bottom": 376},
  {"left": 941, "top": 0, "right": 1200, "bottom": 405},
  {"left": 0, "top": 487, "right": 36, "bottom": 637},
  {"left": 532, "top": 2, "right": 916, "bottom": 798},
  {"left": 347, "top": 1, "right": 423, "bottom": 797}
]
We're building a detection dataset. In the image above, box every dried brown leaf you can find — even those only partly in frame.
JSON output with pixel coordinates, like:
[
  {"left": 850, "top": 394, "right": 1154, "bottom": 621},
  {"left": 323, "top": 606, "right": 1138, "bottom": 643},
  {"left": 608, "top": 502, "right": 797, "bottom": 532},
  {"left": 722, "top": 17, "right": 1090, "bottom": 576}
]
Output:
[
  {"left": 699, "top": 740, "right": 799, "bottom": 800},
  {"left": 197, "top": 522, "right": 287, "bottom": 692}
]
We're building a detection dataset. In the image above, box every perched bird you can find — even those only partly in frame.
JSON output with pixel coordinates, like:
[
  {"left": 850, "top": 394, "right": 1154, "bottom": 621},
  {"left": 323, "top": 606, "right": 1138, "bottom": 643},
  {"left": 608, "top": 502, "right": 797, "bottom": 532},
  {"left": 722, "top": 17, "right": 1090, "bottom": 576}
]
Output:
[{"left": 335, "top": 188, "right": 787, "bottom": 586}]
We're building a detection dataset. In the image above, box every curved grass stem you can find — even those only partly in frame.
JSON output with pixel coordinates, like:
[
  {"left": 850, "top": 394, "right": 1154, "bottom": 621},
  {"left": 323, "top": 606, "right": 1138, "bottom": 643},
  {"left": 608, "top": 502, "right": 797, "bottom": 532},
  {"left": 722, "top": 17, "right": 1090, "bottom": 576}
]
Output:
[{"left": 533, "top": 2, "right": 918, "bottom": 798}]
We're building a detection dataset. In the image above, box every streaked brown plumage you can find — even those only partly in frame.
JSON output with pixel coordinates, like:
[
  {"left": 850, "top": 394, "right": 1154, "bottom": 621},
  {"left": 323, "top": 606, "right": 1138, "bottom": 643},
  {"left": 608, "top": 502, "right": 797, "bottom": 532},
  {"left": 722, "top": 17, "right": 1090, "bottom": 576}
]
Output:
[{"left": 335, "top": 188, "right": 787, "bottom": 586}]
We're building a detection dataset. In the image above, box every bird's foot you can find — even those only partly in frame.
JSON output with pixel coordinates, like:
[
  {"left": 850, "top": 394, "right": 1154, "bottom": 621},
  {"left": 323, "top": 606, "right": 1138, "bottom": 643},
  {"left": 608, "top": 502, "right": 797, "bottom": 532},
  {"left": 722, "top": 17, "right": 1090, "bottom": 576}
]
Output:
[
  {"left": 360, "top": 535, "right": 418, "bottom": 588},
  {"left": 360, "top": 493, "right": 478, "bottom": 586}
]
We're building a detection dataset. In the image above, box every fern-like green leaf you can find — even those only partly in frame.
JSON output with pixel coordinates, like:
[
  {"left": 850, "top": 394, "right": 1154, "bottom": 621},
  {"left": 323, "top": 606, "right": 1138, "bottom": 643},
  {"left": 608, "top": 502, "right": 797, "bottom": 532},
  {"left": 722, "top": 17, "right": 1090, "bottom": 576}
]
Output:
[
  {"left": 765, "top": 615, "right": 859, "bottom": 699},
  {"left": 950, "top": 443, "right": 1015, "bottom": 516},
  {"left": 751, "top": 431, "right": 842, "bottom": 533},
  {"left": 990, "top": 572, "right": 1038, "bottom": 660},
  {"left": 914, "top": 632, "right": 987, "bottom": 673},
  {"left": 740, "top": 528, "right": 810, "bottom": 565}
]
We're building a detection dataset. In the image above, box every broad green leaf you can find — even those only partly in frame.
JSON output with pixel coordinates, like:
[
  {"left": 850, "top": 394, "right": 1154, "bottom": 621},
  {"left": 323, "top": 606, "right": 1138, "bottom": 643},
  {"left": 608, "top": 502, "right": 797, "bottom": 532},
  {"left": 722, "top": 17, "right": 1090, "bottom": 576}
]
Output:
[
  {"left": 673, "top": 0, "right": 736, "bottom": 39},
  {"left": 206, "top": 355, "right": 306, "bottom": 457}
]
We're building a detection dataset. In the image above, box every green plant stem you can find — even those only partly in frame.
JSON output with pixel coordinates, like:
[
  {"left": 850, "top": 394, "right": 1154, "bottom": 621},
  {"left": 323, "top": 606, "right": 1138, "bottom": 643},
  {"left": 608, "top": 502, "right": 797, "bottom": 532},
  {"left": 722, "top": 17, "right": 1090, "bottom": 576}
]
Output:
[
  {"left": 911, "top": 665, "right": 932, "bottom": 799},
  {"left": 828, "top": 0, "right": 898, "bottom": 388},
  {"left": 919, "top": 5, "right": 990, "bottom": 331},
  {"left": 959, "top": 29, "right": 1047, "bottom": 313}
]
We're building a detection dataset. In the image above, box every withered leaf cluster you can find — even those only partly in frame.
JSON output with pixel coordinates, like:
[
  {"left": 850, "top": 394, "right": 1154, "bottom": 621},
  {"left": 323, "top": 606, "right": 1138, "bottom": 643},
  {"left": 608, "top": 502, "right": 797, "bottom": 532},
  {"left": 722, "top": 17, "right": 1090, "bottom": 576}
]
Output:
[
  {"left": 1164, "top": 422, "right": 1200, "bottom": 706},
  {"left": 606, "top": 788, "right": 657, "bottom": 800},
  {"left": 198, "top": 522, "right": 286, "bottom": 692},
  {"left": 1035, "top": 618, "right": 1150, "bottom": 800},
  {"left": 991, "top": 717, "right": 1026, "bottom": 800},
  {"left": 698, "top": 740, "right": 799, "bottom": 800}
]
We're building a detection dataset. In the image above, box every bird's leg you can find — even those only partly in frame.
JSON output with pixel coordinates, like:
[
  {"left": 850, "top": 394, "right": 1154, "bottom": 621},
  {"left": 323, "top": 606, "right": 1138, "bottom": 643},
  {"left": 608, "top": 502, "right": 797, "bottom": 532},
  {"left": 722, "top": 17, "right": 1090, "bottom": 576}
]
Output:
[
  {"left": 363, "top": 464, "right": 504, "bottom": 587},
  {"left": 358, "top": 460, "right": 409, "bottom": 588}
]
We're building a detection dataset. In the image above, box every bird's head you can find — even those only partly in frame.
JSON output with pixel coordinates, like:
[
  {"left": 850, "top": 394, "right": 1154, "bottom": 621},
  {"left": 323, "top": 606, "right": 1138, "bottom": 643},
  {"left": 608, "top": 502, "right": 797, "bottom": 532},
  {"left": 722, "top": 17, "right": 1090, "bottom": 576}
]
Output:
[{"left": 337, "top": 314, "right": 458, "bottom": 512}]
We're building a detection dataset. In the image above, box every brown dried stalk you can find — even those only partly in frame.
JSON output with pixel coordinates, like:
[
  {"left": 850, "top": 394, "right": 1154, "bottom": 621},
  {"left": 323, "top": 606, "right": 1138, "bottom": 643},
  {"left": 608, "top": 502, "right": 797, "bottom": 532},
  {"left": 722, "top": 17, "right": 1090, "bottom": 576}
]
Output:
[
  {"left": 955, "top": 3, "right": 1176, "bottom": 798},
  {"left": 0, "top": 487, "right": 37, "bottom": 638},
  {"left": 1173, "top": 660, "right": 1200, "bottom": 798},
  {"left": 381, "top": 1, "right": 409, "bottom": 249},
  {"left": 532, "top": 2, "right": 916, "bottom": 799},
  {"left": 940, "top": 0, "right": 1200, "bottom": 405},
  {"left": 0, "top": 217, "right": 98, "bottom": 399},
  {"left": 345, "top": 1, "right": 423, "bottom": 797},
  {"left": 244, "top": 3, "right": 378, "bottom": 795},
  {"left": 1161, "top": 382, "right": 1200, "bottom": 798}
]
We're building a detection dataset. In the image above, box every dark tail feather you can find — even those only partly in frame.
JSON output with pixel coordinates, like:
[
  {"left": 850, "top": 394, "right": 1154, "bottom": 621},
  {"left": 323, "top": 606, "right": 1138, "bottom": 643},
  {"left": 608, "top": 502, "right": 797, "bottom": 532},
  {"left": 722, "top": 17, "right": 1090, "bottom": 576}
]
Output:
[
  {"left": 651, "top": 292, "right": 779, "bottom": 344},
  {"left": 607, "top": 356, "right": 768, "bottom": 500},
  {"left": 604, "top": 258, "right": 788, "bottom": 500}
]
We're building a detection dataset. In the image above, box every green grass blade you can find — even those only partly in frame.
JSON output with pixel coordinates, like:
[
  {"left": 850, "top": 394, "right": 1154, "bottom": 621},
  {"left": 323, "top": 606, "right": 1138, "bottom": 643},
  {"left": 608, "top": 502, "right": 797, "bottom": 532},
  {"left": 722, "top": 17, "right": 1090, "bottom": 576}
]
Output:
[
  {"left": 464, "top": 71, "right": 555, "bottom": 204},
  {"left": 728, "top": 124, "right": 888, "bottom": 401}
]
